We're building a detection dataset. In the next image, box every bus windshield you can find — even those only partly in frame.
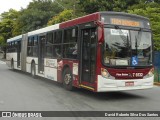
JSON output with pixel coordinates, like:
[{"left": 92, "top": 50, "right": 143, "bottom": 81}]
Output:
[{"left": 103, "top": 28, "right": 152, "bottom": 66}]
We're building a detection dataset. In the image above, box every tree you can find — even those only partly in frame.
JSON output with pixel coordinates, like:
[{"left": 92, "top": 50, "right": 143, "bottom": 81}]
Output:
[
  {"left": 55, "top": 0, "right": 84, "bottom": 17},
  {"left": 128, "top": 2, "right": 160, "bottom": 50},
  {"left": 1, "top": 9, "right": 19, "bottom": 21},
  {"left": 0, "top": 9, "right": 19, "bottom": 44},
  {"left": 0, "top": 18, "right": 13, "bottom": 58},
  {"left": 17, "top": 0, "right": 63, "bottom": 33},
  {"left": 47, "top": 9, "right": 75, "bottom": 25},
  {"left": 0, "top": 9, "right": 21, "bottom": 58},
  {"left": 78, "top": 0, "right": 140, "bottom": 14}
]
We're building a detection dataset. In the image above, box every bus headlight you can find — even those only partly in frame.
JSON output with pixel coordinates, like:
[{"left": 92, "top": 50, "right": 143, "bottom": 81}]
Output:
[
  {"left": 148, "top": 68, "right": 154, "bottom": 76},
  {"left": 143, "top": 68, "right": 154, "bottom": 78},
  {"left": 101, "top": 68, "right": 109, "bottom": 78}
]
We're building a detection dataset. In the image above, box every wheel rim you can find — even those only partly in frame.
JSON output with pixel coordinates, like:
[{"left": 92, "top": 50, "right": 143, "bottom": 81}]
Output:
[{"left": 64, "top": 74, "right": 71, "bottom": 85}]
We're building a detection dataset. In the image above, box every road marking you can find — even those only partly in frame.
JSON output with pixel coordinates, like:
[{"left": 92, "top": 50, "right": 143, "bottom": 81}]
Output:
[{"left": 0, "top": 61, "right": 6, "bottom": 64}]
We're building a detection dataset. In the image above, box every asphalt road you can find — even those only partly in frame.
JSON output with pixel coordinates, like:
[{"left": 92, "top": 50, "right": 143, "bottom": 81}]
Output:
[{"left": 0, "top": 61, "right": 160, "bottom": 120}]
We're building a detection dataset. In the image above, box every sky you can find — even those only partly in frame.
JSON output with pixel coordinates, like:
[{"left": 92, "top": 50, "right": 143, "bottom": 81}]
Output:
[{"left": 0, "top": 0, "right": 33, "bottom": 14}]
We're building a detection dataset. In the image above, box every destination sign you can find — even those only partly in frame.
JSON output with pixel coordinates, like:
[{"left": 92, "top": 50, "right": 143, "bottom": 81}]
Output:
[
  {"left": 101, "top": 14, "right": 150, "bottom": 29},
  {"left": 111, "top": 18, "right": 140, "bottom": 27}
]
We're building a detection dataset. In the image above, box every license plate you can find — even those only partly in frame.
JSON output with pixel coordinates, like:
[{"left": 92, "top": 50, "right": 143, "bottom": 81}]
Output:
[{"left": 125, "top": 81, "right": 134, "bottom": 86}]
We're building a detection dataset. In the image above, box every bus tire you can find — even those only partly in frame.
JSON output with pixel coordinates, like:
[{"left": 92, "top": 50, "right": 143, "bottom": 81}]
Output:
[
  {"left": 31, "top": 62, "right": 36, "bottom": 78},
  {"left": 11, "top": 59, "right": 14, "bottom": 70},
  {"left": 63, "top": 68, "right": 73, "bottom": 91}
]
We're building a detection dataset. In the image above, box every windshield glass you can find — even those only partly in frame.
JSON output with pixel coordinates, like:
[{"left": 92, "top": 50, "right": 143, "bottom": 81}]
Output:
[{"left": 103, "top": 28, "right": 152, "bottom": 66}]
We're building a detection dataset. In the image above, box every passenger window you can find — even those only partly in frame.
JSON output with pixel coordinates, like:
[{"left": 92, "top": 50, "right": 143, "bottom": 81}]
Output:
[
  {"left": 54, "top": 31, "right": 62, "bottom": 44},
  {"left": 63, "top": 27, "right": 78, "bottom": 59}
]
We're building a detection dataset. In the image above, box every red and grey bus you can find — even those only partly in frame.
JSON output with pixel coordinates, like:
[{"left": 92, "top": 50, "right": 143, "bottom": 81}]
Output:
[{"left": 6, "top": 12, "right": 154, "bottom": 92}]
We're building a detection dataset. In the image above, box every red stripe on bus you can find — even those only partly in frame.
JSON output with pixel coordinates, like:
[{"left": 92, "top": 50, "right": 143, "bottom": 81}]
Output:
[{"left": 60, "top": 12, "right": 100, "bottom": 29}]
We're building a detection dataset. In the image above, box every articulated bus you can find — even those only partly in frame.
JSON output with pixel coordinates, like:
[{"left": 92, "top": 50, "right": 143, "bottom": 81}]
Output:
[{"left": 6, "top": 12, "right": 154, "bottom": 92}]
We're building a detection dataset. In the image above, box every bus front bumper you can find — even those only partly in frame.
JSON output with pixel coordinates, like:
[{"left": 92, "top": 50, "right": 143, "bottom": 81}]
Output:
[{"left": 97, "top": 75, "right": 154, "bottom": 92}]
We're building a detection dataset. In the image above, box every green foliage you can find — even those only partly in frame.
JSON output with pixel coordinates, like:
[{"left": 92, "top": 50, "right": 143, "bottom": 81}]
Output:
[
  {"left": 57, "top": 0, "right": 84, "bottom": 17},
  {"left": 128, "top": 2, "right": 160, "bottom": 50},
  {"left": 1, "top": 9, "right": 19, "bottom": 20},
  {"left": 47, "top": 10, "right": 75, "bottom": 25},
  {"left": 155, "top": 0, "right": 160, "bottom": 3},
  {"left": 78, "top": 0, "right": 140, "bottom": 13},
  {"left": 0, "top": 9, "right": 19, "bottom": 46},
  {"left": 17, "top": 0, "right": 63, "bottom": 33}
]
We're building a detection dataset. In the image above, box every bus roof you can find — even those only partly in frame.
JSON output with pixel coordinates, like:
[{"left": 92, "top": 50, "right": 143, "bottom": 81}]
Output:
[
  {"left": 7, "top": 35, "right": 22, "bottom": 43},
  {"left": 60, "top": 12, "right": 100, "bottom": 29},
  {"left": 28, "top": 23, "right": 59, "bottom": 36}
]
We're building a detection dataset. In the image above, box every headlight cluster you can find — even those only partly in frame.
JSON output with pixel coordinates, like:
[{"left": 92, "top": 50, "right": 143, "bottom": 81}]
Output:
[
  {"left": 143, "top": 68, "right": 154, "bottom": 79},
  {"left": 101, "top": 68, "right": 115, "bottom": 79},
  {"left": 148, "top": 68, "right": 154, "bottom": 76}
]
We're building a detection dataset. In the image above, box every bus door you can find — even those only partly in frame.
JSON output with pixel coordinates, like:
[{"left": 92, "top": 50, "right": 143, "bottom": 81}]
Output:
[
  {"left": 17, "top": 41, "right": 21, "bottom": 67},
  {"left": 38, "top": 35, "right": 46, "bottom": 73},
  {"left": 81, "top": 28, "right": 97, "bottom": 84}
]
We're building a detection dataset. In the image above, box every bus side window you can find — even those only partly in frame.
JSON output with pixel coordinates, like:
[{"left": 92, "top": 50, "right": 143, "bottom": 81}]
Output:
[
  {"left": 63, "top": 27, "right": 78, "bottom": 59},
  {"left": 12, "top": 42, "right": 15, "bottom": 52},
  {"left": 33, "top": 36, "right": 38, "bottom": 57},
  {"left": 53, "top": 31, "right": 62, "bottom": 58},
  {"left": 53, "top": 45, "right": 61, "bottom": 58},
  {"left": 15, "top": 41, "right": 18, "bottom": 52},
  {"left": 27, "top": 37, "right": 33, "bottom": 56},
  {"left": 46, "top": 32, "right": 53, "bottom": 58},
  {"left": 54, "top": 31, "right": 62, "bottom": 44}
]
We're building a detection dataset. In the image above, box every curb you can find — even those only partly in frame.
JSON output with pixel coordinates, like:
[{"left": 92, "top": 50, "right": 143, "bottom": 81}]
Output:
[{"left": 154, "top": 82, "right": 160, "bottom": 86}]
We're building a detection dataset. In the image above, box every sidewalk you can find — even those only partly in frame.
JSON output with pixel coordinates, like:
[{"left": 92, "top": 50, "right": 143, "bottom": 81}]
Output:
[{"left": 154, "top": 82, "right": 160, "bottom": 86}]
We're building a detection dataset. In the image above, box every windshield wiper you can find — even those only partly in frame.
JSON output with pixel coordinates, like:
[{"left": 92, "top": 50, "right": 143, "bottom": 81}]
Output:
[
  {"left": 114, "top": 25, "right": 131, "bottom": 54},
  {"left": 135, "top": 36, "right": 138, "bottom": 56},
  {"left": 135, "top": 28, "right": 142, "bottom": 56}
]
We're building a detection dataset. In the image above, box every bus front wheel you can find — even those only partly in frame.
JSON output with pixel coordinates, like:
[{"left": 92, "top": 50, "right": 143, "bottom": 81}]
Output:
[{"left": 63, "top": 68, "right": 73, "bottom": 91}]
